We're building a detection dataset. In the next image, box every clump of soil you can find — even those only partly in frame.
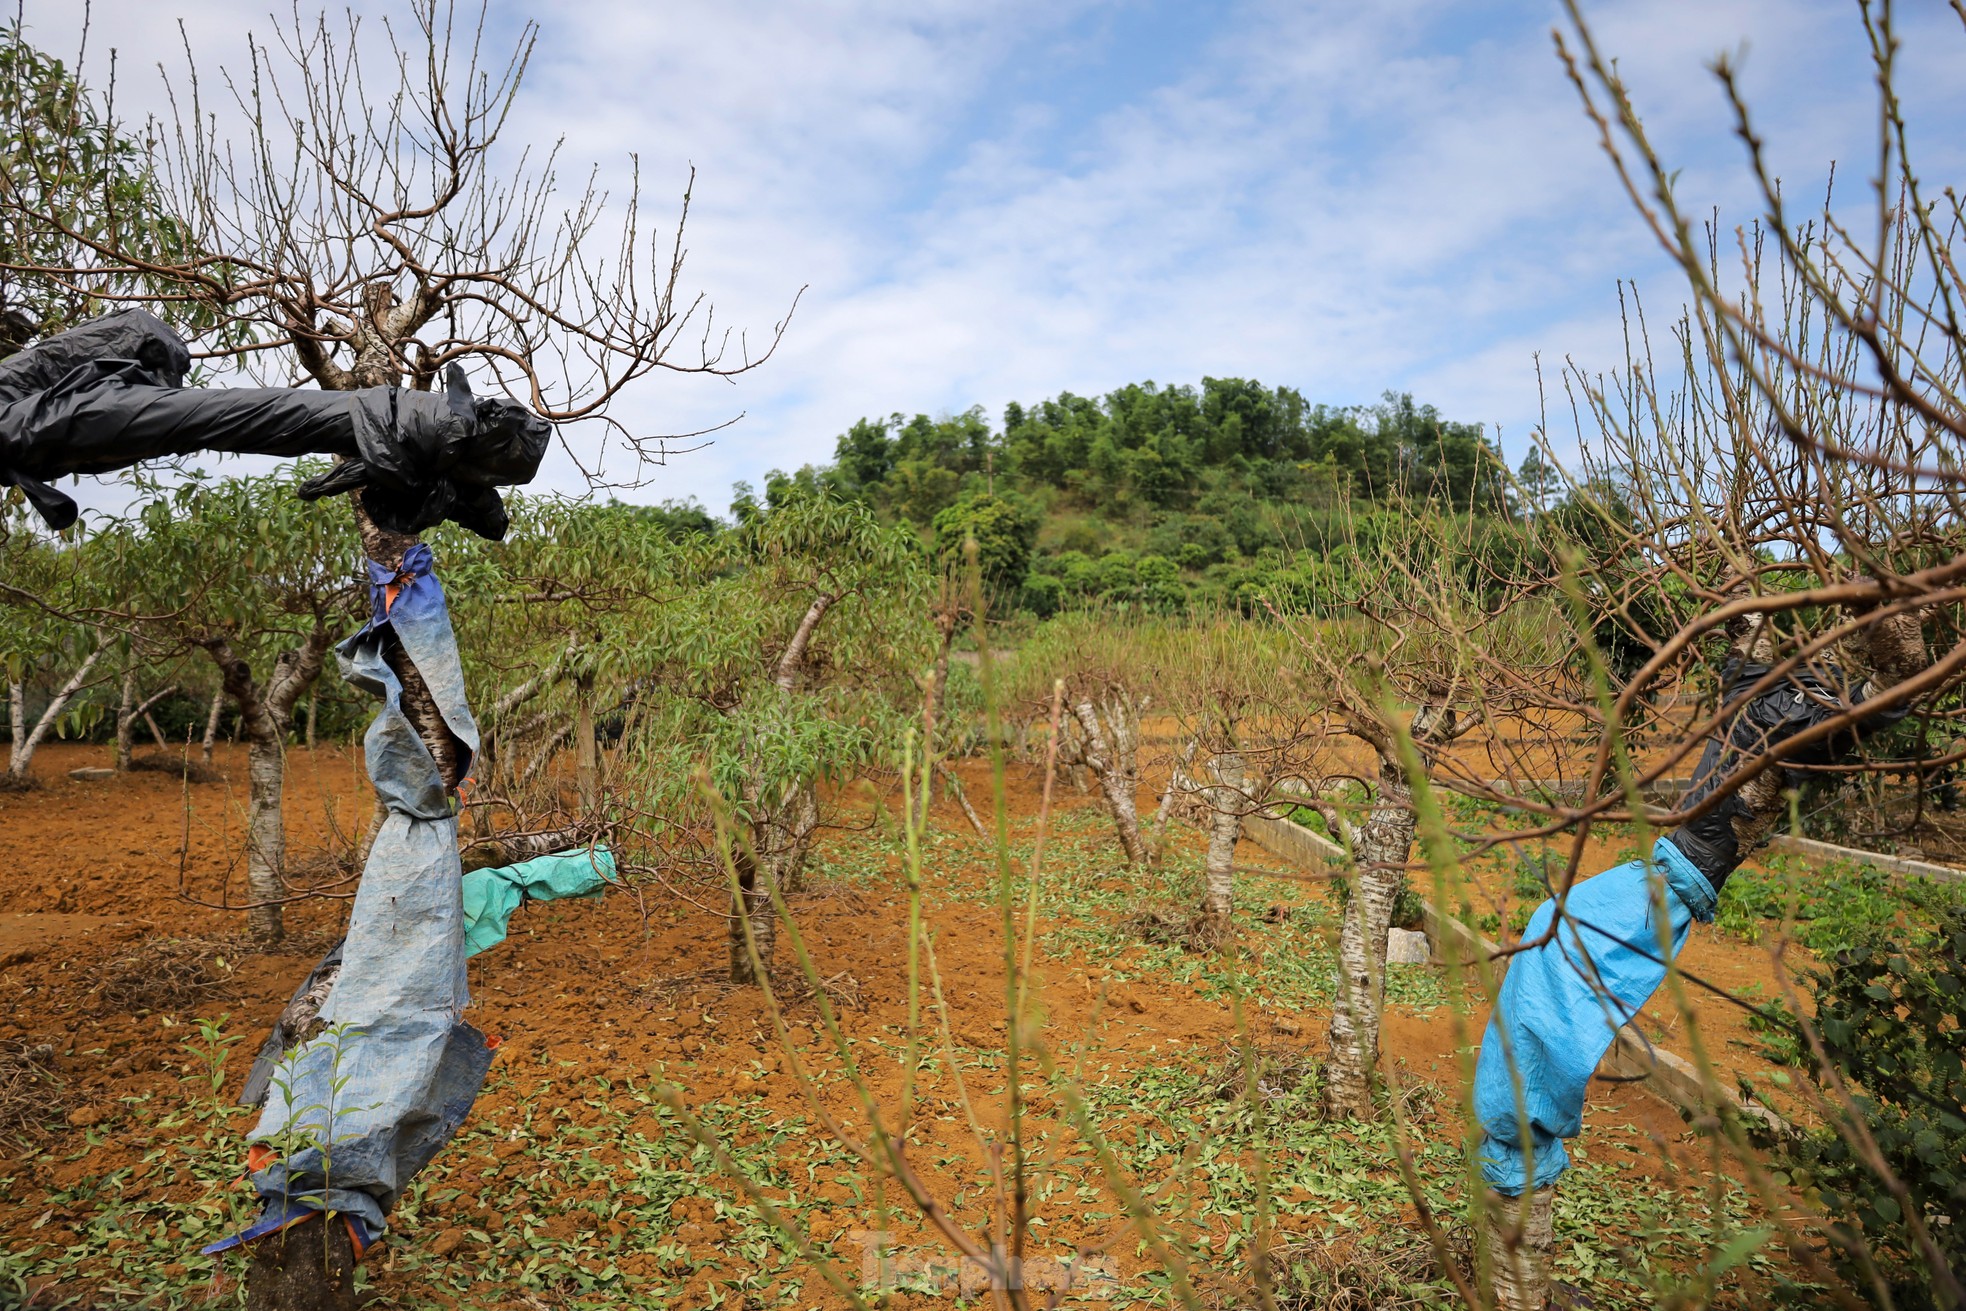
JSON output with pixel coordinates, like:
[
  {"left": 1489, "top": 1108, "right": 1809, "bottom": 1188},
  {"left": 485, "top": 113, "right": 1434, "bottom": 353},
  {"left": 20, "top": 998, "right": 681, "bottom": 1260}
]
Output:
[
  {"left": 800, "top": 969, "right": 865, "bottom": 1011},
  {"left": 127, "top": 753, "right": 225, "bottom": 784},
  {"left": 0, "top": 773, "right": 34, "bottom": 794},
  {"left": 1124, "top": 904, "right": 1231, "bottom": 953},
  {"left": 0, "top": 1041, "right": 65, "bottom": 1142},
  {"left": 1203, "top": 1042, "right": 1320, "bottom": 1104},
  {"left": 90, "top": 937, "right": 238, "bottom": 1013},
  {"left": 1264, "top": 1226, "right": 1466, "bottom": 1311}
]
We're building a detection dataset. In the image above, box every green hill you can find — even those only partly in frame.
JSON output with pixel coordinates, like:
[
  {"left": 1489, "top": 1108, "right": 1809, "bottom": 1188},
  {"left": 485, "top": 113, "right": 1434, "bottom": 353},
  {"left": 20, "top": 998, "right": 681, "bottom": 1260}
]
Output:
[{"left": 734, "top": 378, "right": 1517, "bottom": 615}]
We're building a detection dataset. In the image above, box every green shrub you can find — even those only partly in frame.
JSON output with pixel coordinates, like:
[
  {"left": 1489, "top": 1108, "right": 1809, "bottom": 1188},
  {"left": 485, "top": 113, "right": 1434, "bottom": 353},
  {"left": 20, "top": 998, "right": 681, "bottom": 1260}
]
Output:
[{"left": 1782, "top": 907, "right": 1966, "bottom": 1308}]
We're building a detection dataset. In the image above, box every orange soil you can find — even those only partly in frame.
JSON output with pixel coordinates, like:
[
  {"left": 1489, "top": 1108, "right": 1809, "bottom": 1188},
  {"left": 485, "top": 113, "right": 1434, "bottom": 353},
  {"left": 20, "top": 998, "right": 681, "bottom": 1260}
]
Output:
[{"left": 0, "top": 741, "right": 1790, "bottom": 1305}]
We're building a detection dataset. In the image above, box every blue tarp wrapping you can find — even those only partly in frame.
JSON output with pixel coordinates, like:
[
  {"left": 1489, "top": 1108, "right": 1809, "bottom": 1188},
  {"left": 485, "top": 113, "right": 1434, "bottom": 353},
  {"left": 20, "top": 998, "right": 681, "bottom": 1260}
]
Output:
[
  {"left": 236, "top": 545, "right": 492, "bottom": 1239},
  {"left": 1473, "top": 836, "right": 1716, "bottom": 1195},
  {"left": 462, "top": 847, "right": 614, "bottom": 956}
]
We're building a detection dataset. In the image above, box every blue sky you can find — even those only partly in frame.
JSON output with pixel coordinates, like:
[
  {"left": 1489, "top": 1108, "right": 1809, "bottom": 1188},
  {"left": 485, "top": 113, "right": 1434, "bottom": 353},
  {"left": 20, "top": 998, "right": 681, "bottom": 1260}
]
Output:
[{"left": 31, "top": 0, "right": 1966, "bottom": 519}]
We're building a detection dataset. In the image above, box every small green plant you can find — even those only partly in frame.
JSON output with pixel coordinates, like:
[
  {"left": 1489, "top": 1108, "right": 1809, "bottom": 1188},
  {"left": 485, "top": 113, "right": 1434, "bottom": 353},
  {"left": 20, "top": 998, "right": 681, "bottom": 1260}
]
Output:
[
  {"left": 181, "top": 1014, "right": 242, "bottom": 1099},
  {"left": 1744, "top": 995, "right": 1807, "bottom": 1069}
]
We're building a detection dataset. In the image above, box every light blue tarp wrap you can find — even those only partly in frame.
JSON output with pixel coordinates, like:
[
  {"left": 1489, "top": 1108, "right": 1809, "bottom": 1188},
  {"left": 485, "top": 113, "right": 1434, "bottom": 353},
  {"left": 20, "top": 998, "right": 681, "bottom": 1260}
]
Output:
[
  {"left": 243, "top": 544, "right": 492, "bottom": 1237},
  {"left": 1473, "top": 835, "right": 1716, "bottom": 1195},
  {"left": 462, "top": 847, "right": 614, "bottom": 957}
]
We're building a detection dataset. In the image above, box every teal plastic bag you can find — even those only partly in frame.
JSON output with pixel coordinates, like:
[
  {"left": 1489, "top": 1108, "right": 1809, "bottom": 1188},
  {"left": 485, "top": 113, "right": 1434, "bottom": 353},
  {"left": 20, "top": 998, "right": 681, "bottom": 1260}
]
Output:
[{"left": 461, "top": 846, "right": 613, "bottom": 957}]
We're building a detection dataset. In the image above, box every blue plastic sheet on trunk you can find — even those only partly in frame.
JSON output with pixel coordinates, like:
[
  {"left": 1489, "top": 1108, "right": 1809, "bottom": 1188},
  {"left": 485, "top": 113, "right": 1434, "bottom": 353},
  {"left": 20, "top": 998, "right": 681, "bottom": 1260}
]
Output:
[
  {"left": 1473, "top": 835, "right": 1716, "bottom": 1196},
  {"left": 462, "top": 847, "right": 614, "bottom": 957},
  {"left": 230, "top": 545, "right": 492, "bottom": 1240}
]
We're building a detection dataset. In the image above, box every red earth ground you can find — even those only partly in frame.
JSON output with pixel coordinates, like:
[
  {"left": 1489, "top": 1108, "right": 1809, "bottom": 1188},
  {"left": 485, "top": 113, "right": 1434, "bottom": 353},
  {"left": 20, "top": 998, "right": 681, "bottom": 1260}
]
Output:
[{"left": 0, "top": 740, "right": 1816, "bottom": 1308}]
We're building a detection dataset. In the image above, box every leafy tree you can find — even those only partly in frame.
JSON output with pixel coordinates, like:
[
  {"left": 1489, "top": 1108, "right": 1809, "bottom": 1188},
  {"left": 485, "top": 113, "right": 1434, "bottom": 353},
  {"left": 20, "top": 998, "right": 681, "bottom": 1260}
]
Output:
[
  {"left": 617, "top": 498, "right": 721, "bottom": 541},
  {"left": 930, "top": 493, "right": 1038, "bottom": 594},
  {"left": 818, "top": 377, "right": 1510, "bottom": 623},
  {"left": 0, "top": 23, "right": 193, "bottom": 351},
  {"left": 1, "top": 1, "right": 790, "bottom": 860},
  {"left": 602, "top": 492, "right": 934, "bottom": 984},
  {"left": 107, "top": 472, "right": 361, "bottom": 942},
  {"left": 1514, "top": 446, "right": 1563, "bottom": 516}
]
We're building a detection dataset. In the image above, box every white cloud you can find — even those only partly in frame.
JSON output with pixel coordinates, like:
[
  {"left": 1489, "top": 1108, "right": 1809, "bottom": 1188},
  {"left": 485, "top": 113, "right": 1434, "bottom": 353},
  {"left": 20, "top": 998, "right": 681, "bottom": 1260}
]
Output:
[{"left": 30, "top": 0, "right": 1966, "bottom": 525}]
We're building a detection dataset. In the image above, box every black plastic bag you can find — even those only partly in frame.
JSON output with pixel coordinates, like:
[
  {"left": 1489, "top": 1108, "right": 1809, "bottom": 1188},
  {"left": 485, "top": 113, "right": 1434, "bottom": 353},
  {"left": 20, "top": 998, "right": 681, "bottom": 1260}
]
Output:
[
  {"left": 0, "top": 310, "right": 548, "bottom": 538},
  {"left": 1670, "top": 658, "right": 1909, "bottom": 885}
]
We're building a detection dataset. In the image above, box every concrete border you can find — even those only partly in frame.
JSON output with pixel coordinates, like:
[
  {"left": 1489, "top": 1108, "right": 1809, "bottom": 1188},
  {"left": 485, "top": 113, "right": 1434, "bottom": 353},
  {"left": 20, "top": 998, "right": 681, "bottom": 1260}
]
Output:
[
  {"left": 1447, "top": 778, "right": 1966, "bottom": 885},
  {"left": 1766, "top": 833, "right": 1966, "bottom": 884}
]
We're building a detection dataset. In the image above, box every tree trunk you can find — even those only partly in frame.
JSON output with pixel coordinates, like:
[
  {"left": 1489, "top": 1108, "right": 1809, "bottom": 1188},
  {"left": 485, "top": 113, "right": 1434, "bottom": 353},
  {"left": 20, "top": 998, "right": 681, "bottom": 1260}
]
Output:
[
  {"left": 1484, "top": 1186, "right": 1555, "bottom": 1311},
  {"left": 775, "top": 592, "right": 838, "bottom": 694},
  {"left": 726, "top": 588, "right": 840, "bottom": 983},
  {"left": 729, "top": 840, "right": 776, "bottom": 985},
  {"left": 7, "top": 645, "right": 104, "bottom": 779},
  {"left": 573, "top": 671, "right": 598, "bottom": 813},
  {"left": 306, "top": 687, "right": 318, "bottom": 750},
  {"left": 1154, "top": 737, "right": 1200, "bottom": 836},
  {"left": 520, "top": 720, "right": 573, "bottom": 788},
  {"left": 1070, "top": 695, "right": 1148, "bottom": 865},
  {"left": 201, "top": 688, "right": 224, "bottom": 764},
  {"left": 478, "top": 646, "right": 572, "bottom": 827},
  {"left": 1324, "top": 757, "right": 1416, "bottom": 1118},
  {"left": 205, "top": 629, "right": 335, "bottom": 945},
  {"left": 774, "top": 781, "right": 820, "bottom": 895},
  {"left": 1198, "top": 754, "right": 1243, "bottom": 932},
  {"left": 243, "top": 286, "right": 430, "bottom": 1311},
  {"left": 115, "top": 663, "right": 137, "bottom": 773},
  {"left": 117, "top": 673, "right": 177, "bottom": 771},
  {"left": 356, "top": 511, "right": 465, "bottom": 791},
  {"left": 937, "top": 764, "right": 990, "bottom": 839},
  {"left": 244, "top": 732, "right": 289, "bottom": 943},
  {"left": 242, "top": 1211, "right": 358, "bottom": 1311},
  {"left": 459, "top": 824, "right": 597, "bottom": 873}
]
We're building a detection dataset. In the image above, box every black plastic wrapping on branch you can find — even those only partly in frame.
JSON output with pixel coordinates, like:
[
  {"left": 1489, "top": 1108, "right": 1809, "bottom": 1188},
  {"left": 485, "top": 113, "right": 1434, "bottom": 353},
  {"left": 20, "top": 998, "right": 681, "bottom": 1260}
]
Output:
[
  {"left": 0, "top": 309, "right": 549, "bottom": 539},
  {"left": 1669, "top": 658, "right": 1909, "bottom": 887}
]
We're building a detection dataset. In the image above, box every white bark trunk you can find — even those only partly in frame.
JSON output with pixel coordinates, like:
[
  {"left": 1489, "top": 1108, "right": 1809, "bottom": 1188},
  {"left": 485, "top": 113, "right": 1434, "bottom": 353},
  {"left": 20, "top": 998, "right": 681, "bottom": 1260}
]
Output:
[
  {"left": 244, "top": 736, "right": 288, "bottom": 943},
  {"left": 1199, "top": 753, "right": 1242, "bottom": 927},
  {"left": 201, "top": 688, "right": 224, "bottom": 764},
  {"left": 574, "top": 672, "right": 598, "bottom": 813},
  {"left": 1324, "top": 757, "right": 1416, "bottom": 1118},
  {"left": 115, "top": 664, "right": 137, "bottom": 772},
  {"left": 117, "top": 675, "right": 177, "bottom": 769},
  {"left": 1485, "top": 1186, "right": 1555, "bottom": 1311},
  {"left": 937, "top": 764, "right": 990, "bottom": 839},
  {"left": 1154, "top": 737, "right": 1199, "bottom": 829},
  {"left": 7, "top": 681, "right": 24, "bottom": 771},
  {"left": 6, "top": 645, "right": 104, "bottom": 779},
  {"left": 727, "top": 588, "right": 843, "bottom": 984},
  {"left": 1070, "top": 696, "right": 1148, "bottom": 865}
]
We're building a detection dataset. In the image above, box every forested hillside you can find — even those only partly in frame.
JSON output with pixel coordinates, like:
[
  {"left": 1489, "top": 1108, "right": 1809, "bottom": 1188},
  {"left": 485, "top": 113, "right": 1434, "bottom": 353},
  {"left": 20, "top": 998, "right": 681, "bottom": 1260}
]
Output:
[{"left": 733, "top": 379, "right": 1533, "bottom": 614}]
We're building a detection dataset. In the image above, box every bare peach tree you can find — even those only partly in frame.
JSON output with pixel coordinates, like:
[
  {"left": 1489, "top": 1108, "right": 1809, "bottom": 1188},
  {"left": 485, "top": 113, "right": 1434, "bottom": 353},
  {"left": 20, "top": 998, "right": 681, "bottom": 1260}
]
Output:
[
  {"left": 1014, "top": 611, "right": 1156, "bottom": 866},
  {"left": 1272, "top": 502, "right": 1581, "bottom": 1121},
  {"left": 1144, "top": 618, "right": 1337, "bottom": 947}
]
